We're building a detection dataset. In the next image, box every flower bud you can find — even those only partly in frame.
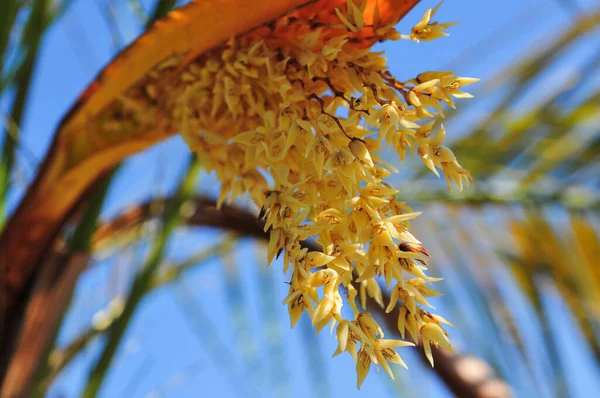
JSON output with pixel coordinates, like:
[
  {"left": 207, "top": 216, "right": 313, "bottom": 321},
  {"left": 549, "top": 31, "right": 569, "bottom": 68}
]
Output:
[{"left": 349, "top": 139, "right": 374, "bottom": 168}]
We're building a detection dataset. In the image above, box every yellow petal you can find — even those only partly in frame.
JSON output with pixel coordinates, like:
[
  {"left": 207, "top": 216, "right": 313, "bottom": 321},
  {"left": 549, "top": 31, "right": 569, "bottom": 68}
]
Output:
[
  {"left": 337, "top": 321, "right": 350, "bottom": 352},
  {"left": 356, "top": 348, "right": 372, "bottom": 389},
  {"left": 420, "top": 323, "right": 452, "bottom": 351}
]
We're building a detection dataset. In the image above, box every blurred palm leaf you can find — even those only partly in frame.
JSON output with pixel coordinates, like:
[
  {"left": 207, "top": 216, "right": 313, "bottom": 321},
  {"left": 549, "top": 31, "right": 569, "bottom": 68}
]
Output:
[{"left": 396, "top": 7, "right": 600, "bottom": 396}]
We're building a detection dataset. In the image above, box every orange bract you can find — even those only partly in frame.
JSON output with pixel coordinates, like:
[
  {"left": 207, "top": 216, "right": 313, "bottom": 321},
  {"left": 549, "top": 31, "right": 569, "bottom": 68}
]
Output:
[{"left": 297, "top": 0, "right": 419, "bottom": 31}]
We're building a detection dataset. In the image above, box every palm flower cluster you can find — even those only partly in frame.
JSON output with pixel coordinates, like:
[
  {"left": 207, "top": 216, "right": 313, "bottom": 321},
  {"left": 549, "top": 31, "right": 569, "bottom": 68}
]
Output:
[{"left": 172, "top": 0, "right": 476, "bottom": 388}]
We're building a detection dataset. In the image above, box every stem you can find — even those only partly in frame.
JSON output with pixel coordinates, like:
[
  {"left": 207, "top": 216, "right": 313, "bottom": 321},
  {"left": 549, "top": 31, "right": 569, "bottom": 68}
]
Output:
[
  {"left": 81, "top": 157, "right": 200, "bottom": 397},
  {"left": 0, "top": 0, "right": 50, "bottom": 225}
]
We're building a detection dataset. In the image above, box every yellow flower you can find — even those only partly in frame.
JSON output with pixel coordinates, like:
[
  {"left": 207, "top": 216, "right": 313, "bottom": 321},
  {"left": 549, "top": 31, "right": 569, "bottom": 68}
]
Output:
[
  {"left": 349, "top": 139, "right": 375, "bottom": 168},
  {"left": 335, "top": 0, "right": 367, "bottom": 32},
  {"left": 421, "top": 322, "right": 454, "bottom": 366},
  {"left": 416, "top": 71, "right": 480, "bottom": 108},
  {"left": 356, "top": 339, "right": 413, "bottom": 388},
  {"left": 333, "top": 320, "right": 359, "bottom": 361},
  {"left": 172, "top": 0, "right": 476, "bottom": 387},
  {"left": 357, "top": 311, "right": 384, "bottom": 340},
  {"left": 283, "top": 287, "right": 315, "bottom": 327},
  {"left": 359, "top": 278, "right": 384, "bottom": 310},
  {"left": 397, "top": 305, "right": 420, "bottom": 340},
  {"left": 406, "top": 1, "right": 458, "bottom": 42},
  {"left": 373, "top": 339, "right": 414, "bottom": 378},
  {"left": 417, "top": 124, "right": 474, "bottom": 190}
]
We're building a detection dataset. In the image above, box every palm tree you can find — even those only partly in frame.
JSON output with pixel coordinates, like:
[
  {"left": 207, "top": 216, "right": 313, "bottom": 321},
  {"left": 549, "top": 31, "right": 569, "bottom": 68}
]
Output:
[{"left": 1, "top": 1, "right": 598, "bottom": 397}]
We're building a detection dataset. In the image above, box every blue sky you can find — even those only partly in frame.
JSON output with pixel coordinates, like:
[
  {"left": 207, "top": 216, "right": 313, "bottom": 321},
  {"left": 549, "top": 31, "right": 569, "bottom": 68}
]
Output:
[{"left": 5, "top": 0, "right": 600, "bottom": 397}]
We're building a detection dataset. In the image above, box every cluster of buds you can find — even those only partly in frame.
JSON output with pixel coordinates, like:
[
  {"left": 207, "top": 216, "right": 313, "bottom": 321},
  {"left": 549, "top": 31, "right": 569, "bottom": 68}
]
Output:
[{"left": 172, "top": 0, "right": 476, "bottom": 388}]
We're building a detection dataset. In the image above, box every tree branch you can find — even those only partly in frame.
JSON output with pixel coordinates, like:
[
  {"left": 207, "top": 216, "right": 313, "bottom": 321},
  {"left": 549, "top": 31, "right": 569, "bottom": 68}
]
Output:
[{"left": 0, "top": 245, "right": 89, "bottom": 397}]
